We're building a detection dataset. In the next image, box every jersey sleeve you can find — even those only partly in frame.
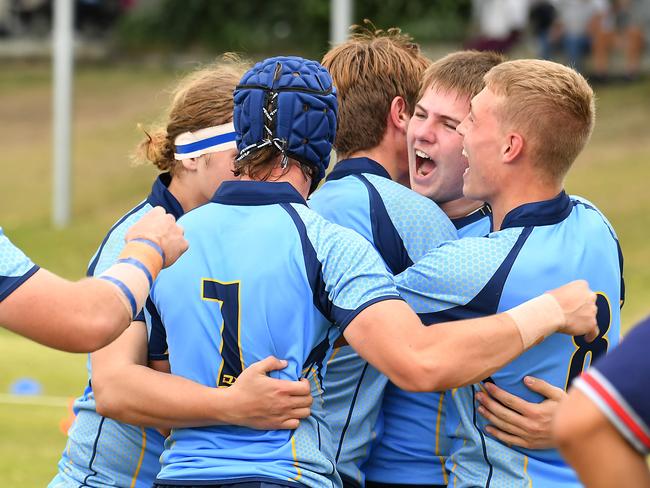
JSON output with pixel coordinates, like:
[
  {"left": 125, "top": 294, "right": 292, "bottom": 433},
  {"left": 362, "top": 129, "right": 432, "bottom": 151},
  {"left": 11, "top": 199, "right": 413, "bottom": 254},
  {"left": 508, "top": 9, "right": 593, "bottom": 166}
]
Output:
[
  {"left": 394, "top": 228, "right": 523, "bottom": 321},
  {"left": 289, "top": 203, "right": 401, "bottom": 332},
  {"left": 0, "top": 228, "right": 39, "bottom": 302},
  {"left": 573, "top": 316, "right": 650, "bottom": 455}
]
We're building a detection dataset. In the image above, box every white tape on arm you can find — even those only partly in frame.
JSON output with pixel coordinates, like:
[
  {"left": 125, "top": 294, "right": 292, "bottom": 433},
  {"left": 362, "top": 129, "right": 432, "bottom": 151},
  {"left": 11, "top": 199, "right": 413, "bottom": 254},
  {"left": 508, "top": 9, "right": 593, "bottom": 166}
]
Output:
[{"left": 505, "top": 294, "right": 566, "bottom": 350}]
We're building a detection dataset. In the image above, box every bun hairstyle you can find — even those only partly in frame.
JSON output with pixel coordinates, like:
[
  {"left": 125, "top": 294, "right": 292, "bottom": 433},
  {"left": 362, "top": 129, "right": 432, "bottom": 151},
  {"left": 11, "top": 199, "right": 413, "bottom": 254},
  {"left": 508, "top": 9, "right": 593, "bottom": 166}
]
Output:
[{"left": 132, "top": 55, "right": 249, "bottom": 174}]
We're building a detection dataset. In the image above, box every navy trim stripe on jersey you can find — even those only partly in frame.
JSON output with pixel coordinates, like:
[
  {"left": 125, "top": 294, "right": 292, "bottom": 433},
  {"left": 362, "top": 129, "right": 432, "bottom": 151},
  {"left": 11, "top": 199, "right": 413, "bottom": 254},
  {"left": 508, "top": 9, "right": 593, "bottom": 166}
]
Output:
[
  {"left": 356, "top": 174, "right": 413, "bottom": 275},
  {"left": 80, "top": 416, "right": 106, "bottom": 487},
  {"left": 0, "top": 264, "right": 39, "bottom": 302},
  {"left": 572, "top": 199, "right": 626, "bottom": 305},
  {"left": 472, "top": 384, "right": 494, "bottom": 487},
  {"left": 501, "top": 191, "right": 572, "bottom": 229},
  {"left": 280, "top": 202, "right": 332, "bottom": 321},
  {"left": 336, "top": 362, "right": 370, "bottom": 463},
  {"left": 451, "top": 204, "right": 492, "bottom": 231},
  {"left": 326, "top": 157, "right": 391, "bottom": 182},
  {"left": 418, "top": 227, "right": 533, "bottom": 324},
  {"left": 213, "top": 181, "right": 307, "bottom": 206},
  {"left": 154, "top": 476, "right": 309, "bottom": 487}
]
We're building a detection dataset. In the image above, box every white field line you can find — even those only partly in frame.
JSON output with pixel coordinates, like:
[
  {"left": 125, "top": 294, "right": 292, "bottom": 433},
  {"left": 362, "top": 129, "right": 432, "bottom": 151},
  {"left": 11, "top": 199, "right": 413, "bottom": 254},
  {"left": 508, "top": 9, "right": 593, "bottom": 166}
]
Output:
[{"left": 0, "top": 393, "right": 72, "bottom": 407}]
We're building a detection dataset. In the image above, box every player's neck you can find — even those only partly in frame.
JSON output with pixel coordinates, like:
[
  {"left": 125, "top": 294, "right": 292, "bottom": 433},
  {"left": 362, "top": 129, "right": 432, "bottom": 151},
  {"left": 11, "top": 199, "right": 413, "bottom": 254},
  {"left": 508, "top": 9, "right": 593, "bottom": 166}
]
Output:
[
  {"left": 240, "top": 163, "right": 311, "bottom": 200},
  {"left": 167, "top": 175, "right": 206, "bottom": 213},
  {"left": 440, "top": 197, "right": 484, "bottom": 220},
  {"left": 347, "top": 143, "right": 410, "bottom": 187},
  {"left": 489, "top": 181, "right": 563, "bottom": 232}
]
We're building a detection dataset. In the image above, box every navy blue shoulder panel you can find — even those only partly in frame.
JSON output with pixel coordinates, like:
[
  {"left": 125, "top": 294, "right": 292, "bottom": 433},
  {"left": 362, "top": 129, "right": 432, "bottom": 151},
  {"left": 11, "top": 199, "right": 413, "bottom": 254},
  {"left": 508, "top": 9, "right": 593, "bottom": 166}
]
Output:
[
  {"left": 86, "top": 201, "right": 149, "bottom": 277},
  {"left": 146, "top": 297, "right": 168, "bottom": 360},
  {"left": 355, "top": 174, "right": 413, "bottom": 275},
  {"left": 418, "top": 227, "right": 534, "bottom": 324},
  {"left": 280, "top": 203, "right": 332, "bottom": 320}
]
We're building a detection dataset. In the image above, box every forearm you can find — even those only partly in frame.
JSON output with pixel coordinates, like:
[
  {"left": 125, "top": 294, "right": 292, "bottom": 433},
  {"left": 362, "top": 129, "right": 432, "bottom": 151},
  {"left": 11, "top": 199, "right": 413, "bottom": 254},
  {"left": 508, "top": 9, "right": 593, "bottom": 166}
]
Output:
[
  {"left": 412, "top": 313, "right": 524, "bottom": 391},
  {"left": 93, "top": 363, "right": 231, "bottom": 429},
  {"left": 0, "top": 270, "right": 130, "bottom": 352}
]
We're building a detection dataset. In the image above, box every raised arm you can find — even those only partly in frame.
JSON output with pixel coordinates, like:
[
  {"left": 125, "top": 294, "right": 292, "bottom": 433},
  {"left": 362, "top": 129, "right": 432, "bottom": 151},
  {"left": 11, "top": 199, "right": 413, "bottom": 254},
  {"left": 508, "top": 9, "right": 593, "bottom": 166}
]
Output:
[
  {"left": 0, "top": 207, "right": 187, "bottom": 352},
  {"left": 344, "top": 280, "right": 597, "bottom": 392}
]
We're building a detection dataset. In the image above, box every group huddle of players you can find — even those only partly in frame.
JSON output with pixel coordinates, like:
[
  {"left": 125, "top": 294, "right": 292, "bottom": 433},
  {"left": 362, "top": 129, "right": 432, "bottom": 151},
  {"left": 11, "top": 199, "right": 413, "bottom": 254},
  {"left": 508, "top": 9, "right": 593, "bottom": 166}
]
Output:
[{"left": 2, "top": 24, "right": 646, "bottom": 488}]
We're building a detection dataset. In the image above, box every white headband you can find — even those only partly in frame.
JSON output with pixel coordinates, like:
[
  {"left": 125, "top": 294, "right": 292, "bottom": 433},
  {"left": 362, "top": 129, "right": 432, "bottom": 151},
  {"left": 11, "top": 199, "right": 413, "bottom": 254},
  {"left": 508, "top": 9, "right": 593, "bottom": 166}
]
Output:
[{"left": 173, "top": 122, "right": 237, "bottom": 160}]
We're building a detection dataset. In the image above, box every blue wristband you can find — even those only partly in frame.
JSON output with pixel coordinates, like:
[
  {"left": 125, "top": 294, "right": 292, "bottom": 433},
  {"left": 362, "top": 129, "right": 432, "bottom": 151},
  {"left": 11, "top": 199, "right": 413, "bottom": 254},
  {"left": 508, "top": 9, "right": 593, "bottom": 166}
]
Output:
[
  {"left": 116, "top": 257, "right": 154, "bottom": 288},
  {"left": 99, "top": 275, "right": 137, "bottom": 319}
]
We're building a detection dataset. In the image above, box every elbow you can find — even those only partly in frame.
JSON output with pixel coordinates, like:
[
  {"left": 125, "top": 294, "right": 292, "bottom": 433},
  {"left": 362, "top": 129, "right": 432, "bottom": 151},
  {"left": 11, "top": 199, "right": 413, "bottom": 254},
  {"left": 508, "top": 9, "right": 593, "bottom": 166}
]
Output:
[
  {"left": 92, "top": 375, "right": 122, "bottom": 419},
  {"left": 84, "top": 314, "right": 123, "bottom": 353},
  {"left": 389, "top": 355, "right": 451, "bottom": 393}
]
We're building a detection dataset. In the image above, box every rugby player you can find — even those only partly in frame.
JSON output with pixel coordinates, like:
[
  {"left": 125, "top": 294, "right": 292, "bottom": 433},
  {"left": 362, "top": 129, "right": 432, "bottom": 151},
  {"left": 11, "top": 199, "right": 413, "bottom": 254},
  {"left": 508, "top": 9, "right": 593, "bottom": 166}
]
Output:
[
  {"left": 49, "top": 60, "right": 312, "bottom": 488},
  {"left": 310, "top": 27, "right": 457, "bottom": 488},
  {"left": 380, "top": 59, "right": 623, "bottom": 487},
  {"left": 555, "top": 315, "right": 650, "bottom": 488}
]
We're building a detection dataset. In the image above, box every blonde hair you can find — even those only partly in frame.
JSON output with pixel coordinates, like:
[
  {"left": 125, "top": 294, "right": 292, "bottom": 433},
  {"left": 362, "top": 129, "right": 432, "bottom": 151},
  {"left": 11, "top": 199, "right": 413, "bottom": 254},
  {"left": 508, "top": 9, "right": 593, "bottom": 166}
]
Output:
[
  {"left": 484, "top": 59, "right": 595, "bottom": 181},
  {"left": 133, "top": 55, "right": 248, "bottom": 174},
  {"left": 321, "top": 22, "right": 430, "bottom": 158},
  {"left": 420, "top": 50, "right": 506, "bottom": 101}
]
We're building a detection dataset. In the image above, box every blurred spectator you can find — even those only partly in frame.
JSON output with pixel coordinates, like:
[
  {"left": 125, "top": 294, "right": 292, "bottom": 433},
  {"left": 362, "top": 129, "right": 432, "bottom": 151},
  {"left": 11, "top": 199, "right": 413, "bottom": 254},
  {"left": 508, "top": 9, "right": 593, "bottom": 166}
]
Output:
[
  {"left": 529, "top": 0, "right": 558, "bottom": 59},
  {"left": 592, "top": 0, "right": 649, "bottom": 80},
  {"left": 549, "top": 0, "right": 610, "bottom": 73},
  {"left": 466, "top": 0, "right": 529, "bottom": 53}
]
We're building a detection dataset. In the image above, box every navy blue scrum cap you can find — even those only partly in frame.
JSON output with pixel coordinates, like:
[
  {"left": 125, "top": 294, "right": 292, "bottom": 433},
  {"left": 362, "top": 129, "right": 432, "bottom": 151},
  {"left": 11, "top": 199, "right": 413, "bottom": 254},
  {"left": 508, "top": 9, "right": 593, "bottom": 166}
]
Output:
[{"left": 233, "top": 56, "right": 338, "bottom": 188}]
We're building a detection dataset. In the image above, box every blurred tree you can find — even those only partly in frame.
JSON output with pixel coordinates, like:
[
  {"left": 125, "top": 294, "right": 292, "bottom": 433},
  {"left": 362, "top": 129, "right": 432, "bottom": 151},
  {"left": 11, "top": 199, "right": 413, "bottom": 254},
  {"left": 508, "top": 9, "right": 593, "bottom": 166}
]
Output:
[{"left": 117, "top": 0, "right": 470, "bottom": 57}]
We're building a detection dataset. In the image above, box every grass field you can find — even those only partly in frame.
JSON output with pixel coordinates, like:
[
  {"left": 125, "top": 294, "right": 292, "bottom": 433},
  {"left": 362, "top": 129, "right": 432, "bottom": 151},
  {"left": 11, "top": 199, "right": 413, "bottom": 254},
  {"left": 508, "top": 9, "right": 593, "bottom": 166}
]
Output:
[{"left": 0, "top": 63, "right": 649, "bottom": 486}]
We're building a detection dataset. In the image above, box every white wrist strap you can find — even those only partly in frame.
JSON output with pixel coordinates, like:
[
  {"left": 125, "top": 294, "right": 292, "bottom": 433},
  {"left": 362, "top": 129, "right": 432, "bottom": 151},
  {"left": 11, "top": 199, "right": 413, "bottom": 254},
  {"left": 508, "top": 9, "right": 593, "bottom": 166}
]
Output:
[{"left": 505, "top": 294, "right": 566, "bottom": 350}]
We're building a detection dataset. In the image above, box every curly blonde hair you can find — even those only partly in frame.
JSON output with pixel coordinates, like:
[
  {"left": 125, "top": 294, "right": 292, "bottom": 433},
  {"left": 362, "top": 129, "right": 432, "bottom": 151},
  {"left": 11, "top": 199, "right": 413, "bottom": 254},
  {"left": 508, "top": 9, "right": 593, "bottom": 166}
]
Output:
[{"left": 133, "top": 55, "right": 249, "bottom": 175}]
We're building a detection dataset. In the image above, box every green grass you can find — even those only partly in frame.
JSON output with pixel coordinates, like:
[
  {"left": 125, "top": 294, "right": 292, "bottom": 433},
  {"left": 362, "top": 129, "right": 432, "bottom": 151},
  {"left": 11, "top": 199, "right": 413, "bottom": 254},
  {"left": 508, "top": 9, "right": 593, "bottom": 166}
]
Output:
[{"left": 0, "top": 63, "right": 648, "bottom": 486}]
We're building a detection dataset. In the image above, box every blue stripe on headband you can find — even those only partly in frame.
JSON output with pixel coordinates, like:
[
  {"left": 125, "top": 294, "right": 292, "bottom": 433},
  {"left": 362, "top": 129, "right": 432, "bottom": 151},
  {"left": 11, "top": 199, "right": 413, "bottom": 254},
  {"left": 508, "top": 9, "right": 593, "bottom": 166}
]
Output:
[{"left": 175, "top": 131, "right": 237, "bottom": 154}]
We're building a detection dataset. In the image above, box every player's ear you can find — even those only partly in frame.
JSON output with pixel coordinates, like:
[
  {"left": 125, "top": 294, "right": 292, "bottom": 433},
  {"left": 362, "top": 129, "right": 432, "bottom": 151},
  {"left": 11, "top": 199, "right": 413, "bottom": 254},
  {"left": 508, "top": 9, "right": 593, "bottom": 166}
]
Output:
[
  {"left": 179, "top": 157, "right": 200, "bottom": 172},
  {"left": 502, "top": 132, "right": 524, "bottom": 164},
  {"left": 388, "top": 96, "right": 409, "bottom": 133}
]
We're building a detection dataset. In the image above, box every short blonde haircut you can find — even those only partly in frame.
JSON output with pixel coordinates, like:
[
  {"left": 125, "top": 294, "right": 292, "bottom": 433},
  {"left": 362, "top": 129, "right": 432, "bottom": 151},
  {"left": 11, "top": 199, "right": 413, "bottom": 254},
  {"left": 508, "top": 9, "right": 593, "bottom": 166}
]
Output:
[
  {"left": 322, "top": 23, "right": 430, "bottom": 158},
  {"left": 133, "top": 55, "right": 249, "bottom": 175},
  {"left": 484, "top": 59, "right": 595, "bottom": 181},
  {"left": 420, "top": 50, "right": 505, "bottom": 101}
]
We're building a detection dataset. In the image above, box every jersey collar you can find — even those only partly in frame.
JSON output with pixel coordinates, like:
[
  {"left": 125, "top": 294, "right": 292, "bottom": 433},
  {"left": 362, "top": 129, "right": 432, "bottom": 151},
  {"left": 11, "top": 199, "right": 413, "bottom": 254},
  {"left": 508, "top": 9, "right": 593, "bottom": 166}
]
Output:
[
  {"left": 211, "top": 180, "right": 307, "bottom": 206},
  {"left": 451, "top": 203, "right": 492, "bottom": 230},
  {"left": 501, "top": 191, "right": 572, "bottom": 229},
  {"left": 147, "top": 173, "right": 184, "bottom": 219},
  {"left": 326, "top": 157, "right": 392, "bottom": 182}
]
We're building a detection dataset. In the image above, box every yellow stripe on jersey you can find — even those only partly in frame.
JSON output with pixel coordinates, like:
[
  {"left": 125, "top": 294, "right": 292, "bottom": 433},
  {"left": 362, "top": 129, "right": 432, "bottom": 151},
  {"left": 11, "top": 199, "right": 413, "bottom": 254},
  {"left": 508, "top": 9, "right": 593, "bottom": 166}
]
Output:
[
  {"left": 435, "top": 392, "right": 449, "bottom": 485},
  {"left": 130, "top": 427, "right": 147, "bottom": 488},
  {"left": 290, "top": 435, "right": 302, "bottom": 481},
  {"left": 523, "top": 455, "right": 532, "bottom": 488}
]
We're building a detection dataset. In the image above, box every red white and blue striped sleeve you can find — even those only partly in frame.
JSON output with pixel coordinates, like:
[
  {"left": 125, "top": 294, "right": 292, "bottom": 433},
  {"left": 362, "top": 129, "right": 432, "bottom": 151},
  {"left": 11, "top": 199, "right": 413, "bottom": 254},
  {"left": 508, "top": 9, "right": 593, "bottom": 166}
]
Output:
[{"left": 573, "top": 316, "right": 650, "bottom": 455}]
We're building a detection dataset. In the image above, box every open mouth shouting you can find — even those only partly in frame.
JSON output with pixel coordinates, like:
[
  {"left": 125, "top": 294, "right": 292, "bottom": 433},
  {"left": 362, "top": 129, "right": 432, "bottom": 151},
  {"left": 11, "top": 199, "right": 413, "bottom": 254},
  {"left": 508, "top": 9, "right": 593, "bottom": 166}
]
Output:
[{"left": 414, "top": 149, "right": 436, "bottom": 177}]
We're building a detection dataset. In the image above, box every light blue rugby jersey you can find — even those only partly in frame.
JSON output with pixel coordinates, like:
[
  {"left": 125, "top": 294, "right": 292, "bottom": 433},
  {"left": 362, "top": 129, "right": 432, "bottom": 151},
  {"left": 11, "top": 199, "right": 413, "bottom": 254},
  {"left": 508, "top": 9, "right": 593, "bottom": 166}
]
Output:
[
  {"left": 364, "top": 204, "right": 492, "bottom": 487},
  {"left": 391, "top": 192, "right": 624, "bottom": 488},
  {"left": 308, "top": 157, "right": 457, "bottom": 487},
  {"left": 147, "top": 180, "right": 401, "bottom": 488},
  {"left": 49, "top": 174, "right": 183, "bottom": 488},
  {"left": 0, "top": 227, "right": 39, "bottom": 301}
]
